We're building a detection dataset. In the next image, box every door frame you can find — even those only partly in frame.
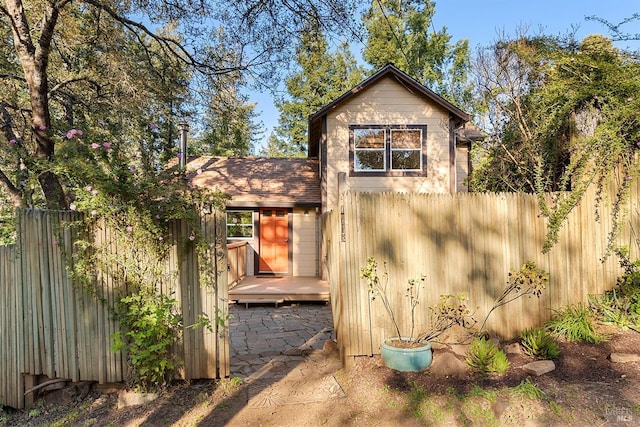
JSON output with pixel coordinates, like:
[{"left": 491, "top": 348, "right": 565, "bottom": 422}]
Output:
[{"left": 256, "top": 208, "right": 293, "bottom": 275}]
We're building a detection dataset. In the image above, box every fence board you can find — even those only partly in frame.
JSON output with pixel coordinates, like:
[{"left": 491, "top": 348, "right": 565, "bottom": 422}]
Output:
[
  {"left": 0, "top": 209, "right": 229, "bottom": 409},
  {"left": 324, "top": 184, "right": 640, "bottom": 360}
]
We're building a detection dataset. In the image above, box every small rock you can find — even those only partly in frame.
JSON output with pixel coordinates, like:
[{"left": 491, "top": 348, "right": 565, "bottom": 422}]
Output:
[
  {"left": 437, "top": 325, "right": 474, "bottom": 345},
  {"left": 450, "top": 343, "right": 471, "bottom": 357},
  {"left": 430, "top": 341, "right": 448, "bottom": 350},
  {"left": 609, "top": 353, "right": 640, "bottom": 363},
  {"left": 522, "top": 360, "right": 555, "bottom": 376},
  {"left": 117, "top": 391, "right": 158, "bottom": 409},
  {"left": 505, "top": 343, "right": 523, "bottom": 354},
  {"left": 492, "top": 398, "right": 511, "bottom": 417},
  {"left": 322, "top": 340, "right": 339, "bottom": 355},
  {"left": 430, "top": 351, "right": 468, "bottom": 379}
]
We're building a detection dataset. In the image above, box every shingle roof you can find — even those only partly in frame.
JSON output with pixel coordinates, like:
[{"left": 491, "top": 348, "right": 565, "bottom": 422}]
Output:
[{"left": 186, "top": 156, "right": 321, "bottom": 207}]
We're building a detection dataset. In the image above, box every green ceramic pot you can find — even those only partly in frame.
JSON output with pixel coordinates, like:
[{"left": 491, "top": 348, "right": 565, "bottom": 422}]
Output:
[{"left": 380, "top": 337, "right": 433, "bottom": 372}]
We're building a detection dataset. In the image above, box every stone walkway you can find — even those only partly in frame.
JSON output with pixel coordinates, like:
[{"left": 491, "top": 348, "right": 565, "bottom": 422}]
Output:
[{"left": 228, "top": 302, "right": 337, "bottom": 382}]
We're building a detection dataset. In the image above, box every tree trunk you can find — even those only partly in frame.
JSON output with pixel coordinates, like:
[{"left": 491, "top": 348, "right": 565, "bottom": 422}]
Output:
[{"left": 5, "top": 0, "right": 68, "bottom": 209}]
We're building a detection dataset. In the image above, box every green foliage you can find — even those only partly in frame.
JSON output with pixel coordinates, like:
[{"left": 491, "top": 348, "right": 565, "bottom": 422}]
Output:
[
  {"left": 112, "top": 288, "right": 183, "bottom": 393},
  {"left": 512, "top": 378, "right": 546, "bottom": 400},
  {"left": 406, "top": 383, "right": 429, "bottom": 419},
  {"left": 217, "top": 377, "right": 244, "bottom": 395},
  {"left": 472, "top": 33, "right": 640, "bottom": 254},
  {"left": 194, "top": 46, "right": 263, "bottom": 157},
  {"left": 545, "top": 303, "right": 605, "bottom": 343},
  {"left": 467, "top": 384, "right": 497, "bottom": 401},
  {"left": 51, "top": 124, "right": 227, "bottom": 394},
  {"left": 267, "top": 20, "right": 365, "bottom": 157},
  {"left": 466, "top": 336, "right": 510, "bottom": 376},
  {"left": 590, "top": 251, "right": 640, "bottom": 331},
  {"left": 362, "top": 0, "right": 474, "bottom": 109},
  {"left": 521, "top": 327, "right": 560, "bottom": 359},
  {"left": 0, "top": 198, "right": 15, "bottom": 245}
]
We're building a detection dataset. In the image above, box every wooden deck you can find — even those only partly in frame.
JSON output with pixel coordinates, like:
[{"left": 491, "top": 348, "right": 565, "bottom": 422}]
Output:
[{"left": 228, "top": 276, "right": 330, "bottom": 306}]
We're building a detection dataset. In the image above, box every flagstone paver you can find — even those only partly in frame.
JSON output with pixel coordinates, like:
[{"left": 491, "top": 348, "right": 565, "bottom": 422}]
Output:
[{"left": 228, "top": 302, "right": 336, "bottom": 381}]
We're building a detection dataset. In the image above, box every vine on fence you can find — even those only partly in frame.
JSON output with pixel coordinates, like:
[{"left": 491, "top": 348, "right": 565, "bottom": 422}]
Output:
[{"left": 47, "top": 125, "right": 229, "bottom": 392}]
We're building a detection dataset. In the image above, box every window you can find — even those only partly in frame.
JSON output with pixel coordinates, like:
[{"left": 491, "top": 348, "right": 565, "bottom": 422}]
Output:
[
  {"left": 226, "top": 211, "right": 253, "bottom": 239},
  {"left": 351, "top": 125, "right": 427, "bottom": 176},
  {"left": 354, "top": 128, "right": 386, "bottom": 171}
]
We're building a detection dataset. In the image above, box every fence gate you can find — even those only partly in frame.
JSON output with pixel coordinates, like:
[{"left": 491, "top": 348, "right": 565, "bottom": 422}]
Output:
[{"left": 0, "top": 209, "right": 229, "bottom": 409}]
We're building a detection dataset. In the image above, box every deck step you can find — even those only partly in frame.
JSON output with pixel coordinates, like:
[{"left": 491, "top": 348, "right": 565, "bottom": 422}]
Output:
[{"left": 236, "top": 298, "right": 285, "bottom": 308}]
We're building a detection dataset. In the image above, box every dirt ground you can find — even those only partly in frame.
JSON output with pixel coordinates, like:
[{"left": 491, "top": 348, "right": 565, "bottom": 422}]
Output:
[{"left": 2, "top": 326, "right": 640, "bottom": 426}]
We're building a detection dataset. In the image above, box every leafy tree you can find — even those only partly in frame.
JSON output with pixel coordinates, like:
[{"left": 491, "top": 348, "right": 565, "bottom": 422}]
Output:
[
  {"left": 0, "top": 0, "right": 359, "bottom": 210},
  {"left": 195, "top": 92, "right": 262, "bottom": 157},
  {"left": 260, "top": 133, "right": 292, "bottom": 158},
  {"left": 192, "top": 48, "right": 263, "bottom": 157},
  {"left": 471, "top": 33, "right": 640, "bottom": 252},
  {"left": 362, "top": 0, "right": 473, "bottom": 109},
  {"left": 268, "top": 20, "right": 365, "bottom": 157}
]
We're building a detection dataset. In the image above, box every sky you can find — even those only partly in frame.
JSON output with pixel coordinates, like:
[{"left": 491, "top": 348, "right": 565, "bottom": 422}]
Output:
[{"left": 249, "top": 0, "right": 640, "bottom": 151}]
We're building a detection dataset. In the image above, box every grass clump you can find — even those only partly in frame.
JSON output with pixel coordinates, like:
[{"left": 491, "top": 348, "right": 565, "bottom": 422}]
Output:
[
  {"left": 521, "top": 327, "right": 560, "bottom": 359},
  {"left": 512, "top": 378, "right": 546, "bottom": 400},
  {"left": 590, "top": 254, "right": 640, "bottom": 332},
  {"left": 466, "top": 336, "right": 510, "bottom": 376},
  {"left": 545, "top": 303, "right": 605, "bottom": 343},
  {"left": 217, "top": 377, "right": 244, "bottom": 395}
]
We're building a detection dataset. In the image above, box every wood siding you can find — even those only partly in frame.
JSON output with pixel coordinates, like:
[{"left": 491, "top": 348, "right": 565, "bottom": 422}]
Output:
[
  {"left": 323, "top": 184, "right": 640, "bottom": 361},
  {"left": 325, "top": 76, "right": 454, "bottom": 211},
  {"left": 0, "top": 209, "right": 229, "bottom": 409},
  {"left": 292, "top": 208, "right": 320, "bottom": 276}
]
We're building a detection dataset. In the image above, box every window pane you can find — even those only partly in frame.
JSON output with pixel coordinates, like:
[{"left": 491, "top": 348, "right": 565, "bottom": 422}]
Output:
[
  {"left": 227, "top": 211, "right": 253, "bottom": 238},
  {"left": 227, "top": 225, "right": 253, "bottom": 238},
  {"left": 391, "top": 129, "right": 421, "bottom": 149},
  {"left": 391, "top": 150, "right": 421, "bottom": 170},
  {"left": 354, "top": 128, "right": 385, "bottom": 148},
  {"left": 355, "top": 150, "right": 385, "bottom": 170}
]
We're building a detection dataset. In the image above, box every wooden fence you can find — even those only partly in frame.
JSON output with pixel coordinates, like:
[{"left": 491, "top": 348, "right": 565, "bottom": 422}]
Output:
[
  {"left": 323, "top": 184, "right": 640, "bottom": 362},
  {"left": 0, "top": 209, "right": 229, "bottom": 409}
]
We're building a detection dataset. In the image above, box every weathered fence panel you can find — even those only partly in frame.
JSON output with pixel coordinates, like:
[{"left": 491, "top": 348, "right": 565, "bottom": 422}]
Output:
[
  {"left": 323, "top": 184, "right": 640, "bottom": 362},
  {"left": 0, "top": 244, "right": 20, "bottom": 409},
  {"left": 0, "top": 209, "right": 229, "bottom": 409}
]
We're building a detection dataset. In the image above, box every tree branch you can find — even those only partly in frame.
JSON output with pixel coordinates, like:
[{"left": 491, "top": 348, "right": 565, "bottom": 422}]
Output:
[
  {"left": 0, "top": 167, "right": 22, "bottom": 207},
  {"left": 83, "top": 0, "right": 245, "bottom": 76}
]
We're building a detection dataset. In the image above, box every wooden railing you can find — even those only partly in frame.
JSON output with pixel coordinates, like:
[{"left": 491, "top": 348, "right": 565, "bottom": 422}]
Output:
[{"left": 227, "top": 241, "right": 247, "bottom": 288}]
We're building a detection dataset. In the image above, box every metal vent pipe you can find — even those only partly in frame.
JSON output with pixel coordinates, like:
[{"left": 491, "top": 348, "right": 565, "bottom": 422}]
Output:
[{"left": 178, "top": 121, "right": 189, "bottom": 169}]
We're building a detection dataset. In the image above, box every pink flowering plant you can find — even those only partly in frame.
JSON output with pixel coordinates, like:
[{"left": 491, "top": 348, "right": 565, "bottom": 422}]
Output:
[{"left": 49, "top": 123, "right": 229, "bottom": 392}]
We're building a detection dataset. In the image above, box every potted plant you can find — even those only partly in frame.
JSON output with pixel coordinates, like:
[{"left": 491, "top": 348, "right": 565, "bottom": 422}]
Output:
[{"left": 360, "top": 257, "right": 475, "bottom": 372}]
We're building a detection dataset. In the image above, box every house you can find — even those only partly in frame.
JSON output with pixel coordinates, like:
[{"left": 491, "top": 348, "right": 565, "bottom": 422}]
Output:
[
  {"left": 187, "top": 64, "right": 479, "bottom": 279},
  {"left": 187, "top": 156, "right": 321, "bottom": 277},
  {"left": 308, "top": 63, "right": 480, "bottom": 212}
]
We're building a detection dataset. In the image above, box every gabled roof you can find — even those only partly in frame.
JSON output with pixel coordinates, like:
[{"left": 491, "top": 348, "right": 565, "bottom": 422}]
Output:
[
  {"left": 307, "top": 63, "right": 470, "bottom": 157},
  {"left": 186, "top": 156, "right": 321, "bottom": 208}
]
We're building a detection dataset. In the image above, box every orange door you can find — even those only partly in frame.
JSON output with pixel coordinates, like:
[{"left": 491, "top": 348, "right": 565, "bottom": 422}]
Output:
[{"left": 259, "top": 209, "right": 289, "bottom": 273}]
